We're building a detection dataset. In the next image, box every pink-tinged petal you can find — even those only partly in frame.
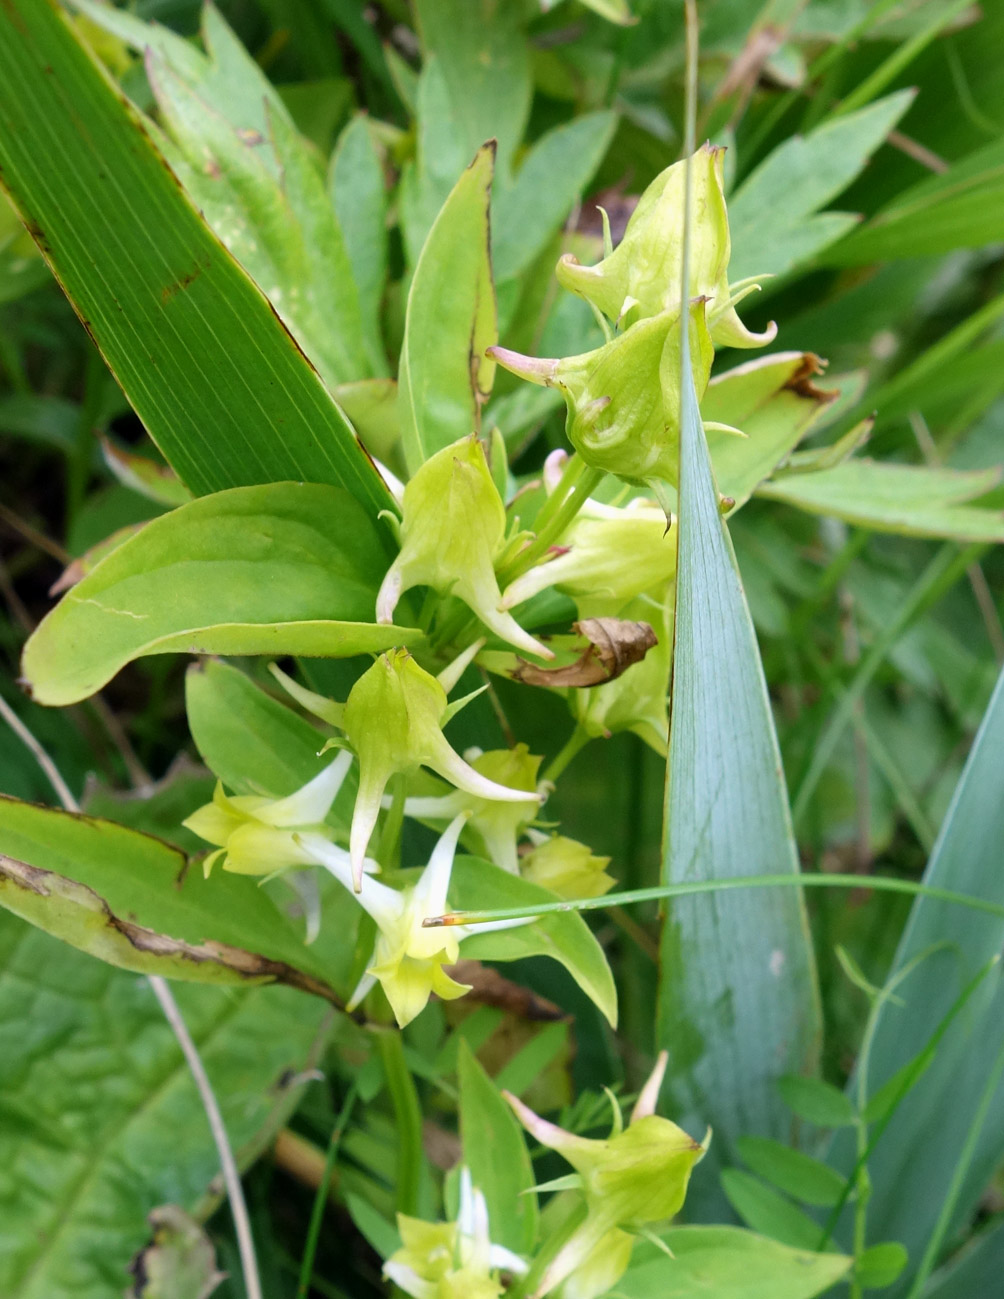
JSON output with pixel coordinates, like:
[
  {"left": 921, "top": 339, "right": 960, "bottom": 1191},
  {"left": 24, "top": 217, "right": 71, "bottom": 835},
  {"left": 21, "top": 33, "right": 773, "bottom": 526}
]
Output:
[{"left": 630, "top": 1050, "right": 669, "bottom": 1123}]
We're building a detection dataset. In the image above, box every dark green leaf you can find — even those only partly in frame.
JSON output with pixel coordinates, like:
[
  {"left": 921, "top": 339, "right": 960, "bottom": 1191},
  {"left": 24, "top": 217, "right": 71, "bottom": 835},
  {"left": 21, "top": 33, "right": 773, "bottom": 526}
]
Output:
[
  {"left": 720, "top": 1170, "right": 826, "bottom": 1251},
  {"left": 737, "top": 1136, "right": 847, "bottom": 1207}
]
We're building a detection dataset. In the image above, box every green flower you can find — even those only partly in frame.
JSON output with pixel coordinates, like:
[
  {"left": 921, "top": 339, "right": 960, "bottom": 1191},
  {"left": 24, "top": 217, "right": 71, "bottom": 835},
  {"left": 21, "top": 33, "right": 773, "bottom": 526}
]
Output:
[
  {"left": 506, "top": 1053, "right": 707, "bottom": 1298},
  {"left": 384, "top": 1167, "right": 527, "bottom": 1299},
  {"left": 304, "top": 815, "right": 528, "bottom": 1027},
  {"left": 521, "top": 834, "right": 615, "bottom": 901},
  {"left": 399, "top": 744, "right": 544, "bottom": 874},
  {"left": 183, "top": 752, "right": 353, "bottom": 879},
  {"left": 341, "top": 650, "right": 541, "bottom": 888},
  {"left": 554, "top": 144, "right": 774, "bottom": 348},
  {"left": 491, "top": 302, "right": 713, "bottom": 492},
  {"left": 377, "top": 435, "right": 551, "bottom": 658}
]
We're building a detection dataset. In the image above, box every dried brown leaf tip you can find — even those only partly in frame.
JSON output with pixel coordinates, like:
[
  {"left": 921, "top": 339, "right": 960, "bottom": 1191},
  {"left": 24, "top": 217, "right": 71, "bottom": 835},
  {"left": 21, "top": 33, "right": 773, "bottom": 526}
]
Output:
[
  {"left": 511, "top": 617, "right": 658, "bottom": 688},
  {"left": 784, "top": 352, "right": 839, "bottom": 403}
]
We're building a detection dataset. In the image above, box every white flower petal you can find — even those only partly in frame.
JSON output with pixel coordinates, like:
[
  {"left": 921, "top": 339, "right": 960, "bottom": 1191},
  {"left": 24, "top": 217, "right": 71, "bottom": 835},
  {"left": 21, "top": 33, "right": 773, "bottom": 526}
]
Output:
[{"left": 259, "top": 751, "right": 353, "bottom": 827}]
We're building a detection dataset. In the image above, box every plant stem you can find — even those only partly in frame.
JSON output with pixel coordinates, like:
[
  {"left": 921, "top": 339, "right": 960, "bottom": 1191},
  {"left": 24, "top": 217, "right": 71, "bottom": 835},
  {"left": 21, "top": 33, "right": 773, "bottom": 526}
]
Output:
[
  {"left": 296, "top": 1084, "right": 358, "bottom": 1299},
  {"left": 424, "top": 872, "right": 1004, "bottom": 929},
  {"left": 497, "top": 460, "right": 604, "bottom": 589},
  {"left": 375, "top": 1027, "right": 424, "bottom": 1216},
  {"left": 542, "top": 725, "right": 591, "bottom": 785}
]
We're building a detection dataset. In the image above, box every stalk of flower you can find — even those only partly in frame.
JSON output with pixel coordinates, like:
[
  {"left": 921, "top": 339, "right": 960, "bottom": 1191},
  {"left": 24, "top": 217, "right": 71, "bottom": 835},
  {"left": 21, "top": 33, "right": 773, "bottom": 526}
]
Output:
[
  {"left": 376, "top": 434, "right": 553, "bottom": 659},
  {"left": 554, "top": 144, "right": 775, "bottom": 348},
  {"left": 504, "top": 1052, "right": 707, "bottom": 1299},
  {"left": 384, "top": 1166, "right": 528, "bottom": 1299},
  {"left": 341, "top": 650, "right": 542, "bottom": 890},
  {"left": 394, "top": 744, "right": 544, "bottom": 874},
  {"left": 300, "top": 813, "right": 531, "bottom": 1027},
  {"left": 183, "top": 750, "right": 355, "bottom": 879}
]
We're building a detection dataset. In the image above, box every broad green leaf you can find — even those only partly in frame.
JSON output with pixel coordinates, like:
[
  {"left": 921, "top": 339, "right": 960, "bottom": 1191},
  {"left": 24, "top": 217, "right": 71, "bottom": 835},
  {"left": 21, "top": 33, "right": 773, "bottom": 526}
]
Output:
[
  {"left": 126, "top": 1207, "right": 223, "bottom": 1299},
  {"left": 778, "top": 1075, "right": 856, "bottom": 1128},
  {"left": 493, "top": 112, "right": 617, "bottom": 283},
  {"left": 736, "top": 1136, "right": 846, "bottom": 1207},
  {"left": 618, "top": 1226, "right": 851, "bottom": 1299},
  {"left": 453, "top": 857, "right": 617, "bottom": 1028},
  {"left": 0, "top": 0, "right": 390, "bottom": 511},
  {"left": 0, "top": 911, "right": 329, "bottom": 1299},
  {"left": 399, "top": 145, "right": 497, "bottom": 474},
  {"left": 657, "top": 310, "right": 820, "bottom": 1215},
  {"left": 831, "top": 664, "right": 1004, "bottom": 1268},
  {"left": 330, "top": 114, "right": 390, "bottom": 377},
  {"left": 0, "top": 795, "right": 341, "bottom": 1001},
  {"left": 702, "top": 352, "right": 838, "bottom": 511},
  {"left": 758, "top": 460, "right": 1004, "bottom": 542},
  {"left": 720, "top": 1170, "right": 823, "bottom": 1251},
  {"left": 728, "top": 91, "right": 915, "bottom": 280},
  {"left": 458, "top": 1040, "right": 538, "bottom": 1255},
  {"left": 827, "top": 138, "right": 1004, "bottom": 264},
  {"left": 22, "top": 483, "right": 418, "bottom": 707},
  {"left": 335, "top": 378, "right": 400, "bottom": 464}
]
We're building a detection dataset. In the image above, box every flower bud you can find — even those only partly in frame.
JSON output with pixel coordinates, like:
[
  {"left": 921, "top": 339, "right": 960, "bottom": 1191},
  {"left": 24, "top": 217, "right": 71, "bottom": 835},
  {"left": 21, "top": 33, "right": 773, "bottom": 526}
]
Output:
[
  {"left": 377, "top": 435, "right": 550, "bottom": 658},
  {"left": 342, "top": 650, "right": 539, "bottom": 887},
  {"left": 521, "top": 834, "right": 615, "bottom": 901},
  {"left": 505, "top": 1054, "right": 707, "bottom": 1298},
  {"left": 491, "top": 302, "right": 713, "bottom": 491},
  {"left": 555, "top": 145, "right": 774, "bottom": 349}
]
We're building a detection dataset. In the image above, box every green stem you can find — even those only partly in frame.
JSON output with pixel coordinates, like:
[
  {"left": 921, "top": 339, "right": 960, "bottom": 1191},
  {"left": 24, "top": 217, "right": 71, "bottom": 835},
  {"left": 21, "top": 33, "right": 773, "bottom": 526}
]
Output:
[
  {"left": 497, "top": 461, "right": 604, "bottom": 589},
  {"left": 424, "top": 872, "right": 1004, "bottom": 929},
  {"left": 374, "top": 1028, "right": 424, "bottom": 1216},
  {"left": 542, "top": 725, "right": 591, "bottom": 785},
  {"left": 296, "top": 1085, "right": 358, "bottom": 1299}
]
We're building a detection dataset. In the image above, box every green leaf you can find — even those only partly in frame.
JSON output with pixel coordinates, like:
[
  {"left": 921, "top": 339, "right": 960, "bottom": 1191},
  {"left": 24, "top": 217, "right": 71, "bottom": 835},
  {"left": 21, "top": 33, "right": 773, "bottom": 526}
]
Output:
[
  {"left": 452, "top": 856, "right": 617, "bottom": 1028},
  {"left": 827, "top": 138, "right": 1004, "bottom": 264},
  {"left": 493, "top": 111, "right": 617, "bottom": 283},
  {"left": 728, "top": 91, "right": 915, "bottom": 280},
  {"left": 857, "top": 1241, "right": 909, "bottom": 1289},
  {"left": 702, "top": 352, "right": 838, "bottom": 511},
  {"left": 334, "top": 378, "right": 400, "bottom": 464},
  {"left": 758, "top": 460, "right": 1004, "bottom": 542},
  {"left": 0, "top": 911, "right": 329, "bottom": 1299},
  {"left": 737, "top": 1136, "right": 847, "bottom": 1207},
  {"left": 399, "top": 144, "right": 497, "bottom": 474},
  {"left": 22, "top": 483, "right": 418, "bottom": 707},
  {"left": 458, "top": 1040, "right": 538, "bottom": 1255},
  {"left": 0, "top": 795, "right": 344, "bottom": 1000},
  {"left": 832, "top": 664, "right": 1004, "bottom": 1267},
  {"left": 720, "top": 1170, "right": 824, "bottom": 1251},
  {"left": 0, "top": 0, "right": 390, "bottom": 511},
  {"left": 618, "top": 1226, "right": 851, "bottom": 1299},
  {"left": 657, "top": 309, "right": 820, "bottom": 1215},
  {"left": 330, "top": 114, "right": 390, "bottom": 377},
  {"left": 778, "top": 1075, "right": 857, "bottom": 1128}
]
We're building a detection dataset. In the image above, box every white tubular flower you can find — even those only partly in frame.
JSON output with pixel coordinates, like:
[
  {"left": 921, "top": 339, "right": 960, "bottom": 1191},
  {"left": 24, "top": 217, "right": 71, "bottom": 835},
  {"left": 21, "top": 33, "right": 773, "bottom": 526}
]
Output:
[
  {"left": 384, "top": 1167, "right": 528, "bottom": 1299},
  {"left": 302, "top": 814, "right": 528, "bottom": 1027},
  {"left": 183, "top": 751, "right": 354, "bottom": 878}
]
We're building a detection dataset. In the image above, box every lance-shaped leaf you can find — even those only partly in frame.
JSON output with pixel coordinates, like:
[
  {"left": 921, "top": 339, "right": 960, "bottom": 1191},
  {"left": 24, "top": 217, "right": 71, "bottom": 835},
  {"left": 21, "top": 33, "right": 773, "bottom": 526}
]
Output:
[
  {"left": 0, "top": 911, "right": 330, "bottom": 1299},
  {"left": 830, "top": 665, "right": 1004, "bottom": 1279},
  {"left": 0, "top": 796, "right": 343, "bottom": 1002},
  {"left": 757, "top": 459, "right": 1004, "bottom": 542},
  {"left": 22, "top": 483, "right": 419, "bottom": 707},
  {"left": 0, "top": 0, "right": 390, "bottom": 511},
  {"left": 399, "top": 145, "right": 497, "bottom": 475},
  {"left": 702, "top": 353, "right": 838, "bottom": 511},
  {"left": 657, "top": 288, "right": 820, "bottom": 1217}
]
